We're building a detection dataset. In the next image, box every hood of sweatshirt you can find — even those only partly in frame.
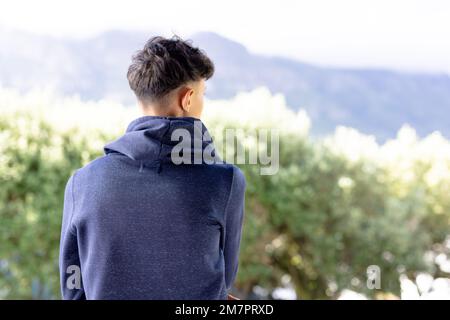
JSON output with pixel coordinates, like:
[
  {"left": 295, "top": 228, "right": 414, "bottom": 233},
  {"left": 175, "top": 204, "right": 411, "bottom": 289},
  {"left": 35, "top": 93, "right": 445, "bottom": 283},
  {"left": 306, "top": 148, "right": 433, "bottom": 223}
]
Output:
[{"left": 104, "top": 116, "right": 220, "bottom": 173}]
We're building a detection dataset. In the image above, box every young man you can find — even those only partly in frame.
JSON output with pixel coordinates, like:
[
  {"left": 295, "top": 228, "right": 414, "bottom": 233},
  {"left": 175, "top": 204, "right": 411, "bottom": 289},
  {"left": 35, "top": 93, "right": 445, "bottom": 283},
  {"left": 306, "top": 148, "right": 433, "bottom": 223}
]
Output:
[{"left": 59, "top": 36, "right": 246, "bottom": 300}]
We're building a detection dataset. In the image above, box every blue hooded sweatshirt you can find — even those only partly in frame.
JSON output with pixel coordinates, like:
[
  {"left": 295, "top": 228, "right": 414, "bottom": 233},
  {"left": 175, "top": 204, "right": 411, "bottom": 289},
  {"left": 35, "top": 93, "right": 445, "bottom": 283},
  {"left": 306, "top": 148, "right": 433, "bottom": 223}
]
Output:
[{"left": 59, "top": 116, "right": 246, "bottom": 300}]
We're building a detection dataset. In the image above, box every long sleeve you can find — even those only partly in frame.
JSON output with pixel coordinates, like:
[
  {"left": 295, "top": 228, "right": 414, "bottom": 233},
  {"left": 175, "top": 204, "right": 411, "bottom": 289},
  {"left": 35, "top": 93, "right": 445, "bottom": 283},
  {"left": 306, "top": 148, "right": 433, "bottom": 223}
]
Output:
[
  {"left": 223, "top": 167, "right": 246, "bottom": 291},
  {"left": 59, "top": 172, "right": 85, "bottom": 300}
]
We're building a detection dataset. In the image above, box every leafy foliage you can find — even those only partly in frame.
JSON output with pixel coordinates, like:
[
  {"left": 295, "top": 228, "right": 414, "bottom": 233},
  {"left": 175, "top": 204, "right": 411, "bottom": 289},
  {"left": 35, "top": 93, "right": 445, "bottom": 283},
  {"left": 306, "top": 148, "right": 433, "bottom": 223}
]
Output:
[
  {"left": 1, "top": 91, "right": 449, "bottom": 299},
  {"left": 0, "top": 113, "right": 105, "bottom": 298}
]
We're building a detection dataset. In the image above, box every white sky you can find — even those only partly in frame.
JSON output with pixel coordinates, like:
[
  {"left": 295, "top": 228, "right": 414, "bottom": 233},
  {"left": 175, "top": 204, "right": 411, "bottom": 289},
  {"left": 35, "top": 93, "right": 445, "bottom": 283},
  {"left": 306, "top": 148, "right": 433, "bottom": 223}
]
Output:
[{"left": 1, "top": 0, "right": 450, "bottom": 73}]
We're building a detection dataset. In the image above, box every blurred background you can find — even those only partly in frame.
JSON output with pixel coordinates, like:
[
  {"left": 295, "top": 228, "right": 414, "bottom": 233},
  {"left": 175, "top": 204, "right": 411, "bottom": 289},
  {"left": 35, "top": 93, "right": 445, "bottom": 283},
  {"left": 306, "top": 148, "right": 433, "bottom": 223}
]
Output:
[{"left": 1, "top": 0, "right": 450, "bottom": 299}]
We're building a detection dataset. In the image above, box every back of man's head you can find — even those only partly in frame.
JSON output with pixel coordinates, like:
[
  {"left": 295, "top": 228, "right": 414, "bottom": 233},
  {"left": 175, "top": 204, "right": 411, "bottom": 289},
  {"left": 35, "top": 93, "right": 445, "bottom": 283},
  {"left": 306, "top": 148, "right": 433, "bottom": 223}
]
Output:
[{"left": 127, "top": 35, "right": 214, "bottom": 108}]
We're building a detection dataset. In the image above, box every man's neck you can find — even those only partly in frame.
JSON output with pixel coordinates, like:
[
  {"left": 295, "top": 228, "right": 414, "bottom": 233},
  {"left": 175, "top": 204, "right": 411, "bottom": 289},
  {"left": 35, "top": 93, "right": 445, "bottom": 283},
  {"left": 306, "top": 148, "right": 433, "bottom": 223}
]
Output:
[{"left": 140, "top": 105, "right": 182, "bottom": 117}]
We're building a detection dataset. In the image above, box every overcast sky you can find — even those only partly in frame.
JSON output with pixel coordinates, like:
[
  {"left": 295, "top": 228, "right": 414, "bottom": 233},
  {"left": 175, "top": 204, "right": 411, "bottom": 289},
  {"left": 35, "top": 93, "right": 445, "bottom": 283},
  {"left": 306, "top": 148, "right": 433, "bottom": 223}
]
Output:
[{"left": 1, "top": 0, "right": 449, "bottom": 74}]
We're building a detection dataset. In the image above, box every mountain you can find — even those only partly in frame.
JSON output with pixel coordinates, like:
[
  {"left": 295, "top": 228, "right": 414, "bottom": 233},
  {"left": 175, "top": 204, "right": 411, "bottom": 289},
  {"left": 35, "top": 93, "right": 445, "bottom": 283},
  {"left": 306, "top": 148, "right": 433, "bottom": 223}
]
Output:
[{"left": 1, "top": 28, "right": 450, "bottom": 140}]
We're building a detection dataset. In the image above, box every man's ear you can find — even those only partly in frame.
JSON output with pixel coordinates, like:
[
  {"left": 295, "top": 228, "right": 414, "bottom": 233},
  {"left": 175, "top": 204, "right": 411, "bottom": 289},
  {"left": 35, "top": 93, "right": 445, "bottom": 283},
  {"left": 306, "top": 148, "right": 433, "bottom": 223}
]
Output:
[{"left": 180, "top": 86, "right": 194, "bottom": 113}]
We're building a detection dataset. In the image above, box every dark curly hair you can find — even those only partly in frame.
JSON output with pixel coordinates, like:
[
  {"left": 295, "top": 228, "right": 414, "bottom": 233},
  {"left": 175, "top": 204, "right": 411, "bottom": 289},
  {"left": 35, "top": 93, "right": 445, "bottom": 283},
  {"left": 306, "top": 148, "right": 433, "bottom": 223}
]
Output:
[{"left": 127, "top": 35, "right": 214, "bottom": 102}]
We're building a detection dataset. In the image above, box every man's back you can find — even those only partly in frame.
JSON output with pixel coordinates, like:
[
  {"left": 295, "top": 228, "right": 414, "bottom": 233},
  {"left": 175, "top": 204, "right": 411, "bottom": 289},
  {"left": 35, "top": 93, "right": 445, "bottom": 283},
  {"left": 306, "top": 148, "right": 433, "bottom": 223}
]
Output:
[{"left": 59, "top": 116, "right": 246, "bottom": 299}]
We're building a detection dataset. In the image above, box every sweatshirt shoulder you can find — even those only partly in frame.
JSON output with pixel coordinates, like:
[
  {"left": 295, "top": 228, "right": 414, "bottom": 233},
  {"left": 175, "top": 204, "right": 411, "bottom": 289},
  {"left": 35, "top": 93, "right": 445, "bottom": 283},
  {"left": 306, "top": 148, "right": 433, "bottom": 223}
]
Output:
[
  {"left": 231, "top": 165, "right": 246, "bottom": 189},
  {"left": 70, "top": 155, "right": 112, "bottom": 181},
  {"left": 216, "top": 163, "right": 246, "bottom": 190}
]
